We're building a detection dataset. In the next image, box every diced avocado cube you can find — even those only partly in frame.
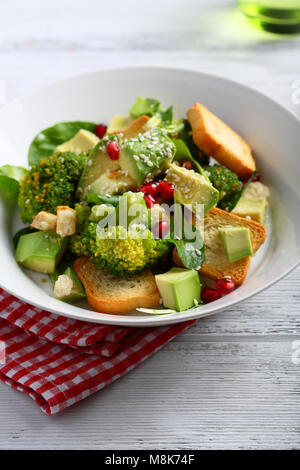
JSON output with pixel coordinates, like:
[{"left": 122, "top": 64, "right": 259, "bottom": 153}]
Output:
[
  {"left": 118, "top": 191, "right": 148, "bottom": 229},
  {"left": 77, "top": 139, "right": 121, "bottom": 198},
  {"left": 232, "top": 197, "right": 267, "bottom": 224},
  {"left": 166, "top": 163, "right": 219, "bottom": 215},
  {"left": 89, "top": 204, "right": 116, "bottom": 225},
  {"left": 155, "top": 267, "right": 202, "bottom": 311},
  {"left": 15, "top": 231, "right": 68, "bottom": 274},
  {"left": 88, "top": 171, "right": 135, "bottom": 196},
  {"left": 119, "top": 128, "right": 175, "bottom": 186},
  {"left": 107, "top": 115, "right": 133, "bottom": 134},
  {"left": 56, "top": 129, "right": 100, "bottom": 153},
  {"left": 218, "top": 226, "right": 253, "bottom": 263},
  {"left": 53, "top": 267, "right": 86, "bottom": 303}
]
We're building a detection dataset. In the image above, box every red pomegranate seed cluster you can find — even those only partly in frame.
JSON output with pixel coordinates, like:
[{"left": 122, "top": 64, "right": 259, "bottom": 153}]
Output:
[
  {"left": 95, "top": 124, "right": 107, "bottom": 139},
  {"left": 140, "top": 179, "right": 174, "bottom": 210},
  {"left": 106, "top": 141, "right": 120, "bottom": 160},
  {"left": 158, "top": 180, "right": 174, "bottom": 199},
  {"left": 140, "top": 182, "right": 160, "bottom": 198},
  {"left": 201, "top": 278, "right": 236, "bottom": 303},
  {"left": 144, "top": 194, "right": 155, "bottom": 208}
]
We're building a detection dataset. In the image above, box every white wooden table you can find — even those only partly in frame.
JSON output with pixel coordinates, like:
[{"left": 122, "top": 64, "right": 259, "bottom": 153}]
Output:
[{"left": 0, "top": 0, "right": 299, "bottom": 450}]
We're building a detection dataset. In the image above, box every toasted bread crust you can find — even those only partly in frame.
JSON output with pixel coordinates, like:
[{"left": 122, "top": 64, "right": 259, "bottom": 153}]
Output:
[
  {"left": 173, "top": 207, "right": 267, "bottom": 286},
  {"left": 74, "top": 257, "right": 160, "bottom": 314},
  {"left": 109, "top": 115, "right": 150, "bottom": 139},
  {"left": 187, "top": 103, "right": 256, "bottom": 179}
]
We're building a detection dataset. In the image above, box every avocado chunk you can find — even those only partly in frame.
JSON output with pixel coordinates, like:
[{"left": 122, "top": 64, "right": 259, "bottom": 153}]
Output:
[
  {"left": 166, "top": 163, "right": 219, "bottom": 215},
  {"left": 88, "top": 170, "right": 136, "bottom": 196},
  {"left": 89, "top": 204, "right": 117, "bottom": 225},
  {"left": 77, "top": 139, "right": 121, "bottom": 198},
  {"left": 15, "top": 231, "right": 68, "bottom": 274},
  {"left": 232, "top": 197, "right": 267, "bottom": 224},
  {"left": 107, "top": 115, "right": 133, "bottom": 134},
  {"left": 218, "top": 226, "right": 253, "bottom": 262},
  {"left": 119, "top": 128, "right": 175, "bottom": 186},
  {"left": 155, "top": 267, "right": 202, "bottom": 311},
  {"left": 118, "top": 191, "right": 148, "bottom": 229},
  {"left": 53, "top": 267, "right": 86, "bottom": 303},
  {"left": 56, "top": 129, "right": 100, "bottom": 153}
]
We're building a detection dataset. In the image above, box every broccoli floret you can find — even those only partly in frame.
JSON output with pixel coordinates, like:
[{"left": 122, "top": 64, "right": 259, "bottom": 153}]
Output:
[
  {"left": 204, "top": 164, "right": 242, "bottom": 211},
  {"left": 18, "top": 152, "right": 86, "bottom": 223},
  {"left": 70, "top": 222, "right": 171, "bottom": 276},
  {"left": 69, "top": 221, "right": 96, "bottom": 257}
]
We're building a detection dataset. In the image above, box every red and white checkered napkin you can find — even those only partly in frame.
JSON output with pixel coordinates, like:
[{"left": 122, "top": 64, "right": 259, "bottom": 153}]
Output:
[{"left": 0, "top": 289, "right": 194, "bottom": 414}]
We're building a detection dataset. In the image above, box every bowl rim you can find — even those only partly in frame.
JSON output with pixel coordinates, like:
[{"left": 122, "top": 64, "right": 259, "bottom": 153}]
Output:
[{"left": 0, "top": 65, "right": 299, "bottom": 327}]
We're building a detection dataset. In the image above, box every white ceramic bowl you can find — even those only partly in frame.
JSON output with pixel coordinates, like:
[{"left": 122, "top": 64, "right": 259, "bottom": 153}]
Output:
[{"left": 0, "top": 67, "right": 299, "bottom": 327}]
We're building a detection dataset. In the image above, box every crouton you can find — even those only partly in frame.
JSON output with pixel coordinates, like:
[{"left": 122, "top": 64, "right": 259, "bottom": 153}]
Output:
[
  {"left": 173, "top": 207, "right": 267, "bottom": 286},
  {"left": 108, "top": 115, "right": 150, "bottom": 139},
  {"left": 31, "top": 211, "right": 57, "bottom": 231},
  {"left": 187, "top": 103, "right": 256, "bottom": 179},
  {"left": 74, "top": 257, "right": 160, "bottom": 314},
  {"left": 56, "top": 206, "right": 76, "bottom": 237}
]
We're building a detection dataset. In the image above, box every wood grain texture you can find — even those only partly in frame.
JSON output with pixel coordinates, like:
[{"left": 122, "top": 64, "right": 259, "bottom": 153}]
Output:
[{"left": 0, "top": 0, "right": 299, "bottom": 450}]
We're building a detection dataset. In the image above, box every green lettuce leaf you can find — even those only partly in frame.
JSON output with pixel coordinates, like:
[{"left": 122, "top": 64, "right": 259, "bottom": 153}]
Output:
[
  {"left": 166, "top": 212, "right": 205, "bottom": 270},
  {"left": 129, "top": 97, "right": 173, "bottom": 125},
  {"left": 0, "top": 165, "right": 28, "bottom": 206},
  {"left": 28, "top": 121, "right": 97, "bottom": 165}
]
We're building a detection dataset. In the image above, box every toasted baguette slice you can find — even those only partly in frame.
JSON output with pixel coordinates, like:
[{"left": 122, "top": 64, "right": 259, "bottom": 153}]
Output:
[
  {"left": 173, "top": 207, "right": 267, "bottom": 286},
  {"left": 74, "top": 257, "right": 160, "bottom": 314},
  {"left": 108, "top": 115, "right": 150, "bottom": 139},
  {"left": 187, "top": 103, "right": 256, "bottom": 179}
]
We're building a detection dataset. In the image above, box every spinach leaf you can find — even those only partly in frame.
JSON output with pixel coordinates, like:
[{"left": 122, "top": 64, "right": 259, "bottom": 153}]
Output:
[
  {"left": 0, "top": 165, "right": 28, "bottom": 206},
  {"left": 166, "top": 213, "right": 205, "bottom": 270},
  {"left": 130, "top": 97, "right": 160, "bottom": 119},
  {"left": 28, "top": 121, "right": 97, "bottom": 166},
  {"left": 178, "top": 119, "right": 210, "bottom": 166},
  {"left": 0, "top": 165, "right": 27, "bottom": 182},
  {"left": 86, "top": 193, "right": 121, "bottom": 207},
  {"left": 173, "top": 139, "right": 204, "bottom": 174},
  {"left": 130, "top": 97, "right": 173, "bottom": 125}
]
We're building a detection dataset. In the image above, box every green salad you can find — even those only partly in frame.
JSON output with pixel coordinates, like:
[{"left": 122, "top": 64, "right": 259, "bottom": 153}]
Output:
[{"left": 0, "top": 97, "right": 268, "bottom": 314}]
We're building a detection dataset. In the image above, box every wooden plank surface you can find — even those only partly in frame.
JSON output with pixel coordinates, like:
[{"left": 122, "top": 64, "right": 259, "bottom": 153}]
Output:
[{"left": 0, "top": 0, "right": 299, "bottom": 450}]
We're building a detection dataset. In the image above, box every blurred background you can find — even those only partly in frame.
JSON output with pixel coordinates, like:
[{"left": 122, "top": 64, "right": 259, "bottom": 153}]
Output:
[{"left": 0, "top": 0, "right": 299, "bottom": 117}]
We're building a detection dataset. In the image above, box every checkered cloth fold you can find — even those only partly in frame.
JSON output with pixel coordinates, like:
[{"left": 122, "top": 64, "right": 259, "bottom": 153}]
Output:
[{"left": 0, "top": 289, "right": 194, "bottom": 414}]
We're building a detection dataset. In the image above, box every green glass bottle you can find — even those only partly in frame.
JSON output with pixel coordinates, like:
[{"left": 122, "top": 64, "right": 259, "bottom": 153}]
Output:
[{"left": 238, "top": 0, "right": 300, "bottom": 33}]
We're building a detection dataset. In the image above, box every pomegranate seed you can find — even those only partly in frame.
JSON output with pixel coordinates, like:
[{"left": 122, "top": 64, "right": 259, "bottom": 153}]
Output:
[
  {"left": 181, "top": 159, "right": 194, "bottom": 170},
  {"left": 215, "top": 278, "right": 235, "bottom": 295},
  {"left": 95, "top": 124, "right": 107, "bottom": 139},
  {"left": 154, "top": 221, "right": 169, "bottom": 238},
  {"left": 140, "top": 182, "right": 160, "bottom": 198},
  {"left": 144, "top": 194, "right": 155, "bottom": 208},
  {"left": 201, "top": 287, "right": 221, "bottom": 303},
  {"left": 106, "top": 141, "right": 120, "bottom": 160},
  {"left": 159, "top": 180, "right": 174, "bottom": 199}
]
